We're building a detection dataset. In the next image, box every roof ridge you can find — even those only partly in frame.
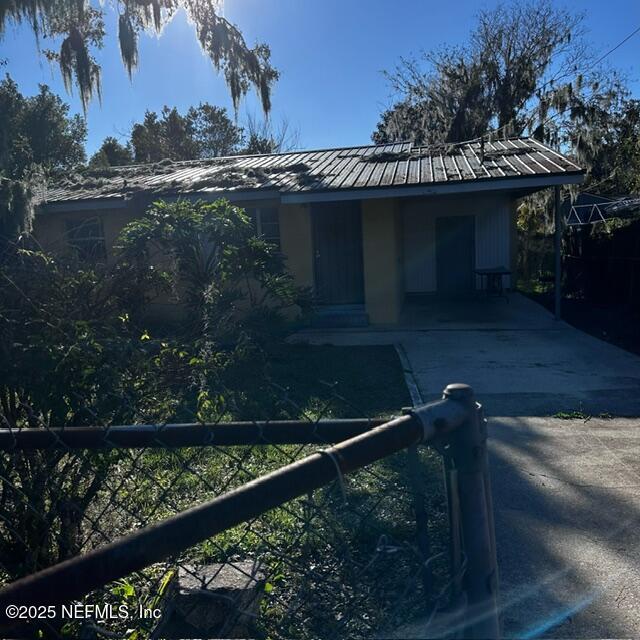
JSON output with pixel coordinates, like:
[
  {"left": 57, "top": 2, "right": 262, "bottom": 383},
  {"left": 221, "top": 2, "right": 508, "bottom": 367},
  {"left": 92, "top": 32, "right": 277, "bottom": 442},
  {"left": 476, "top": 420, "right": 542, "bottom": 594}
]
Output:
[
  {"left": 200, "top": 140, "right": 413, "bottom": 161},
  {"left": 86, "top": 141, "right": 415, "bottom": 173},
  {"left": 95, "top": 137, "right": 542, "bottom": 173}
]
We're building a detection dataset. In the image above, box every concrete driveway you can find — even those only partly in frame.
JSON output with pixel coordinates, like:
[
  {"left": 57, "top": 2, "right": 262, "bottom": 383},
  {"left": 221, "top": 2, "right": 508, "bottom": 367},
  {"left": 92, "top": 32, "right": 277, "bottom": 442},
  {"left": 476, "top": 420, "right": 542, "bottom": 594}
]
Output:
[
  {"left": 294, "top": 294, "right": 640, "bottom": 417},
  {"left": 293, "top": 294, "right": 640, "bottom": 637},
  {"left": 404, "top": 325, "right": 640, "bottom": 417},
  {"left": 491, "top": 416, "right": 640, "bottom": 638}
]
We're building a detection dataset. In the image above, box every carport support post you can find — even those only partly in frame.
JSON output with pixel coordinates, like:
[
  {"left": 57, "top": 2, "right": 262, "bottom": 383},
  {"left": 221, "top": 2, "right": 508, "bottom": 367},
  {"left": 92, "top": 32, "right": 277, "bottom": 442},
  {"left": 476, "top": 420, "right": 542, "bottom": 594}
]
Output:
[
  {"left": 443, "top": 384, "right": 500, "bottom": 639},
  {"left": 554, "top": 185, "right": 562, "bottom": 320}
]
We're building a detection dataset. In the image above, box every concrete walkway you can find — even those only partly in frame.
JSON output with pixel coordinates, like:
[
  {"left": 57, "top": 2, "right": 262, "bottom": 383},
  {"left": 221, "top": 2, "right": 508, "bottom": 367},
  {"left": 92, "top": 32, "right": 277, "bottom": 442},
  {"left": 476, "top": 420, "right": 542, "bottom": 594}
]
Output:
[{"left": 293, "top": 295, "right": 640, "bottom": 637}]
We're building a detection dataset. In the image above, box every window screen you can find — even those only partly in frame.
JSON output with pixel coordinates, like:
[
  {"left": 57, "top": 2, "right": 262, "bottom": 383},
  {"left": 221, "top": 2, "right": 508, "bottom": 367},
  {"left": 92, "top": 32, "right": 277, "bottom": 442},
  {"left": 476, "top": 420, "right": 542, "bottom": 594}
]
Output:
[
  {"left": 66, "top": 218, "right": 107, "bottom": 262},
  {"left": 247, "top": 207, "right": 281, "bottom": 250}
]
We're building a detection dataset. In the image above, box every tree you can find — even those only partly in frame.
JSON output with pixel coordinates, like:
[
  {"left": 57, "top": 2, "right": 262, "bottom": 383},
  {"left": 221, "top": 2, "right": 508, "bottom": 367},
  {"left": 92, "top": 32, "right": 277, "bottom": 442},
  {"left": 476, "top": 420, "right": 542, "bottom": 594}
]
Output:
[
  {"left": 130, "top": 105, "right": 236, "bottom": 162},
  {"left": 88, "top": 136, "right": 134, "bottom": 168},
  {"left": 131, "top": 107, "right": 196, "bottom": 163},
  {"left": 115, "top": 199, "right": 307, "bottom": 419},
  {"left": 579, "top": 98, "right": 640, "bottom": 196},
  {"left": 0, "top": 76, "right": 86, "bottom": 240},
  {"left": 242, "top": 114, "right": 300, "bottom": 154},
  {"left": 115, "top": 199, "right": 300, "bottom": 327},
  {"left": 188, "top": 103, "right": 245, "bottom": 158},
  {"left": 130, "top": 110, "right": 166, "bottom": 163},
  {"left": 373, "top": 0, "right": 616, "bottom": 152},
  {"left": 0, "top": 1, "right": 278, "bottom": 113},
  {"left": 98, "top": 104, "right": 299, "bottom": 165},
  {"left": 0, "top": 75, "right": 86, "bottom": 179},
  {"left": 0, "top": 235, "right": 164, "bottom": 579}
]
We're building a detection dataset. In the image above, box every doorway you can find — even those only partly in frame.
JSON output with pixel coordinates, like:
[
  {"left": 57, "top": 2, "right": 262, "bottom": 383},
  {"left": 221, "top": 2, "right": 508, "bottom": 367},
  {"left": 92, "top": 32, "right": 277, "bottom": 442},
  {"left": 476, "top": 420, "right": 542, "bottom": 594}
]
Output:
[
  {"left": 436, "top": 215, "right": 475, "bottom": 294},
  {"left": 312, "top": 202, "right": 365, "bottom": 305}
]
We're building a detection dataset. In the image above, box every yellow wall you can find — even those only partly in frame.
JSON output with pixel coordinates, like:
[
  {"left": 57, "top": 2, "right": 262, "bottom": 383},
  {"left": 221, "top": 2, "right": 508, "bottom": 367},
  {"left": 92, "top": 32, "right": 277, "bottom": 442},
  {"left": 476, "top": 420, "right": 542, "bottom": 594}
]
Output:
[
  {"left": 36, "top": 193, "right": 517, "bottom": 327},
  {"left": 361, "top": 198, "right": 403, "bottom": 324},
  {"left": 33, "top": 200, "right": 314, "bottom": 321},
  {"left": 34, "top": 207, "right": 133, "bottom": 259},
  {"left": 278, "top": 203, "right": 313, "bottom": 289}
]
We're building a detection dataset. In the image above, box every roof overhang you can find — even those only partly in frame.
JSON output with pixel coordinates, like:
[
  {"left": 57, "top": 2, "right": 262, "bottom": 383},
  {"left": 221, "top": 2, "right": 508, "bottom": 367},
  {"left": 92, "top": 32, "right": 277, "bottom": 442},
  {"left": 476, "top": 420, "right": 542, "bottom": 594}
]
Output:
[
  {"left": 38, "top": 172, "right": 584, "bottom": 212},
  {"left": 280, "top": 172, "right": 585, "bottom": 204},
  {"left": 38, "top": 188, "right": 280, "bottom": 214},
  {"left": 39, "top": 198, "right": 128, "bottom": 213}
]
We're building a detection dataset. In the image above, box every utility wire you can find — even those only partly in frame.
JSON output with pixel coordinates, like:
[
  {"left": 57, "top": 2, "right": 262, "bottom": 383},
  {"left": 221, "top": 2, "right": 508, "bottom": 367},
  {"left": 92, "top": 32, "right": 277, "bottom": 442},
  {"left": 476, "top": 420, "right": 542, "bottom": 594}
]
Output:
[
  {"left": 531, "top": 25, "right": 640, "bottom": 99},
  {"left": 446, "top": 24, "right": 640, "bottom": 149},
  {"left": 589, "top": 25, "right": 640, "bottom": 73}
]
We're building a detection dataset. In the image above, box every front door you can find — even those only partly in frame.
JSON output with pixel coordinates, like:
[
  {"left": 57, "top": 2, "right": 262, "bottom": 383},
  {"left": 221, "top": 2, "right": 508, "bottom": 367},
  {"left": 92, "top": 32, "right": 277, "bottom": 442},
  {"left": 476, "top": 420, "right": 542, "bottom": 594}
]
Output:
[
  {"left": 312, "top": 202, "right": 365, "bottom": 305},
  {"left": 436, "top": 215, "right": 475, "bottom": 294}
]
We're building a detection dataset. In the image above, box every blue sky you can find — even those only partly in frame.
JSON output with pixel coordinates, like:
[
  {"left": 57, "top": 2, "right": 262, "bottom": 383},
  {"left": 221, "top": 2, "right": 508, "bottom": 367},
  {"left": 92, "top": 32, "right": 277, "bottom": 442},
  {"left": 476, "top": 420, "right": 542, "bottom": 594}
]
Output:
[{"left": 1, "top": 0, "right": 639, "bottom": 156}]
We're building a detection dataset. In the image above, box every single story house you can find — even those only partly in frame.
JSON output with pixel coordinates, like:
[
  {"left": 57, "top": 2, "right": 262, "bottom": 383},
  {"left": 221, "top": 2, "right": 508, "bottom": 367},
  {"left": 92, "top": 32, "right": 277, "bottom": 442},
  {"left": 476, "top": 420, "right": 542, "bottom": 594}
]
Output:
[{"left": 34, "top": 137, "right": 584, "bottom": 325}]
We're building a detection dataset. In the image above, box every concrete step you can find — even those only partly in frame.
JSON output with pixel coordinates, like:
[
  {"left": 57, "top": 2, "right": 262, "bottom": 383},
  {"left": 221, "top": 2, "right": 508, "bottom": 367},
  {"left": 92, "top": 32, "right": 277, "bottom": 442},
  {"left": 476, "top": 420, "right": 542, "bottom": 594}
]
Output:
[{"left": 312, "top": 305, "right": 369, "bottom": 328}]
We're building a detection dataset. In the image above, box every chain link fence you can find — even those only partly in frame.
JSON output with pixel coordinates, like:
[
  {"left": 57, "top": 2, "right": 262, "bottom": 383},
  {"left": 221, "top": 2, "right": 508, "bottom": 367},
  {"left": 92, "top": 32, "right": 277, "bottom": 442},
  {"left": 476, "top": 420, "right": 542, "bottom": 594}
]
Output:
[{"left": 0, "top": 384, "right": 499, "bottom": 640}]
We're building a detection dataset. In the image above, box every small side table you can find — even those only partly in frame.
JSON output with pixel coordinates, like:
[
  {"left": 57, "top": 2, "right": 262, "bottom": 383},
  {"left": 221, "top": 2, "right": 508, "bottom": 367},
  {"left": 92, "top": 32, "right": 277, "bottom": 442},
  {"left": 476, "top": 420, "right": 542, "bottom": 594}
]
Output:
[{"left": 475, "top": 267, "right": 511, "bottom": 301}]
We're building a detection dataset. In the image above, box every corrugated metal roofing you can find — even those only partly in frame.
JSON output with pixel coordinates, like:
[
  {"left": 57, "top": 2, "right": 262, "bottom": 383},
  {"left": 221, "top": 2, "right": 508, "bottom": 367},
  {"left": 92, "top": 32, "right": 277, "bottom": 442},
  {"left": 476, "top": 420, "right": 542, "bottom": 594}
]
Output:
[{"left": 39, "top": 138, "right": 583, "bottom": 206}]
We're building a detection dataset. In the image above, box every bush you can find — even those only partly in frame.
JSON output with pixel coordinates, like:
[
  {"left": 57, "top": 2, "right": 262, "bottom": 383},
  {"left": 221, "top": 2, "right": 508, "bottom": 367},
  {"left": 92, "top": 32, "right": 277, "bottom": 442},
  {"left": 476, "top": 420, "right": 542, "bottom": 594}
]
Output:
[{"left": 0, "top": 198, "right": 305, "bottom": 583}]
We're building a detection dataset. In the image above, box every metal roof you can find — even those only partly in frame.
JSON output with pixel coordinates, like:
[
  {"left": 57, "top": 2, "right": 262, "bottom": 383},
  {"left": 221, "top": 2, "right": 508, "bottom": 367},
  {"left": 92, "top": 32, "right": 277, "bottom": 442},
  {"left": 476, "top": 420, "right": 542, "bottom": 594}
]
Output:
[{"left": 39, "top": 138, "right": 583, "bottom": 207}]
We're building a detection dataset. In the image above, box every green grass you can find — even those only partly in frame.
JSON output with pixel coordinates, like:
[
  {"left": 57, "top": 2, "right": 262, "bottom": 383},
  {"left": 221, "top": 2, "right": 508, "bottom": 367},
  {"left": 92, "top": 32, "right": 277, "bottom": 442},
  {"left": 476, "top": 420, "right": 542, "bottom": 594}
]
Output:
[
  {"left": 553, "top": 409, "right": 614, "bottom": 420},
  {"left": 39, "top": 345, "right": 444, "bottom": 639},
  {"left": 517, "top": 276, "right": 553, "bottom": 296},
  {"left": 186, "top": 345, "right": 444, "bottom": 638},
  {"left": 265, "top": 344, "right": 412, "bottom": 419},
  {"left": 553, "top": 409, "right": 591, "bottom": 420}
]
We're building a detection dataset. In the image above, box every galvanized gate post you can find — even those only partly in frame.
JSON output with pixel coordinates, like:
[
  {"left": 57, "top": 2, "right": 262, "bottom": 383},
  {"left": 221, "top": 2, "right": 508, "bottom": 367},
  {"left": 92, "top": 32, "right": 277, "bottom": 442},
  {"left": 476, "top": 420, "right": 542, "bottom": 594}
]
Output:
[
  {"left": 406, "top": 443, "right": 433, "bottom": 593},
  {"left": 408, "top": 383, "right": 500, "bottom": 638},
  {"left": 443, "top": 384, "right": 500, "bottom": 639},
  {"left": 443, "top": 455, "right": 465, "bottom": 622}
]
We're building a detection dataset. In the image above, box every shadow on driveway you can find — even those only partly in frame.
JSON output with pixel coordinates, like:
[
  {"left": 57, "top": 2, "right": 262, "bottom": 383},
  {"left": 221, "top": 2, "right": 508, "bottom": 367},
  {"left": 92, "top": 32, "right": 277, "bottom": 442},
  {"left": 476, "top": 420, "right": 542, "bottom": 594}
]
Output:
[
  {"left": 292, "top": 295, "right": 640, "bottom": 636},
  {"left": 490, "top": 416, "right": 640, "bottom": 638}
]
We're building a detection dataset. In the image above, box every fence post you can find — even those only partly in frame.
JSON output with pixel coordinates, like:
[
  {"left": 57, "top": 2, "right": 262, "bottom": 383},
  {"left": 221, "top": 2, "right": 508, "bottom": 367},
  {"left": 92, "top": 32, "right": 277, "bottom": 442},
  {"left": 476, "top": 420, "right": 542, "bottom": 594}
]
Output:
[
  {"left": 406, "top": 443, "right": 432, "bottom": 592},
  {"left": 442, "top": 384, "right": 500, "bottom": 639},
  {"left": 443, "top": 459, "right": 465, "bottom": 619}
]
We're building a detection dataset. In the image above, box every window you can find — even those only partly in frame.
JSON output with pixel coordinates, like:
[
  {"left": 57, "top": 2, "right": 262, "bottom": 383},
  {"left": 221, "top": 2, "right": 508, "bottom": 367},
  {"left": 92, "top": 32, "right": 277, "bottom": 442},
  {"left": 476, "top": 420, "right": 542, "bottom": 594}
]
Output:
[
  {"left": 247, "top": 207, "right": 281, "bottom": 250},
  {"left": 66, "top": 218, "right": 107, "bottom": 262}
]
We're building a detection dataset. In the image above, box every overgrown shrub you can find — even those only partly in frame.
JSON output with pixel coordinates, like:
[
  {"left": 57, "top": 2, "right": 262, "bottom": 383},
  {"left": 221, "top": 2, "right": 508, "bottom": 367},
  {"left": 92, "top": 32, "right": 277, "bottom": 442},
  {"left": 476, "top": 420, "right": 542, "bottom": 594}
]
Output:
[
  {"left": 0, "top": 198, "right": 305, "bottom": 583},
  {"left": 114, "top": 198, "right": 308, "bottom": 418}
]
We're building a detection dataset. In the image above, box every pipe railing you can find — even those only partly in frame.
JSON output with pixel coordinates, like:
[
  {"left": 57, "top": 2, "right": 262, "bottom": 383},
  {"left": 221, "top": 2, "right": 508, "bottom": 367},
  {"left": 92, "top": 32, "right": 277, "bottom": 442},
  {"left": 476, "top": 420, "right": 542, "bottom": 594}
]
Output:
[
  {"left": 0, "top": 418, "right": 386, "bottom": 450},
  {"left": 0, "top": 384, "right": 500, "bottom": 639}
]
